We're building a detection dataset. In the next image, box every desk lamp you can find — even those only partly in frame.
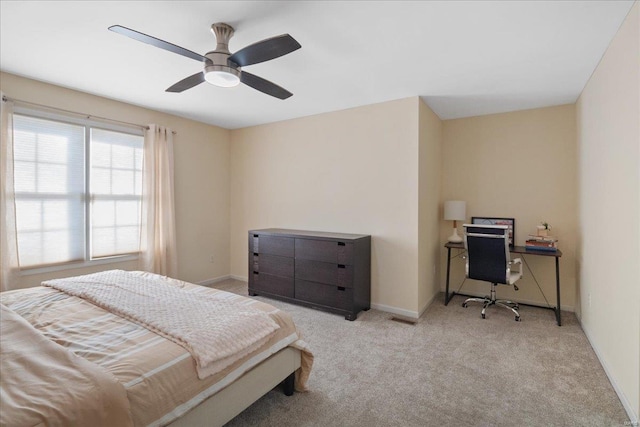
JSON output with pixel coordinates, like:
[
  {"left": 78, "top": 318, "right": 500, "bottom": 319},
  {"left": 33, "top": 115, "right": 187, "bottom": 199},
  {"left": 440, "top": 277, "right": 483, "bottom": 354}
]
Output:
[{"left": 444, "top": 201, "right": 466, "bottom": 243}]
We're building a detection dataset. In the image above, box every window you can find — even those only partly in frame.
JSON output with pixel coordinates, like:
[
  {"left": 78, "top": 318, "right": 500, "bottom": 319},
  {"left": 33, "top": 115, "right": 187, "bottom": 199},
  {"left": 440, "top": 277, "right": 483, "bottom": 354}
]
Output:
[
  {"left": 12, "top": 110, "right": 143, "bottom": 269},
  {"left": 90, "top": 129, "right": 143, "bottom": 258}
]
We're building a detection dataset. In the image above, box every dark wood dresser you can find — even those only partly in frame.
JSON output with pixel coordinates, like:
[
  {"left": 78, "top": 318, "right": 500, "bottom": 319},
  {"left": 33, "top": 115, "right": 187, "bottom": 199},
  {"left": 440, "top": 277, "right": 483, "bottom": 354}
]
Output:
[{"left": 248, "top": 228, "right": 371, "bottom": 320}]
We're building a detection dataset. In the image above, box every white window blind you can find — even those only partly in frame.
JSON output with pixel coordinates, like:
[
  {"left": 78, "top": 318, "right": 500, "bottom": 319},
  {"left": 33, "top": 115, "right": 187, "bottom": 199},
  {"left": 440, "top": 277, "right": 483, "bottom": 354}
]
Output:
[
  {"left": 13, "top": 115, "right": 86, "bottom": 267},
  {"left": 90, "top": 128, "right": 143, "bottom": 258},
  {"left": 12, "top": 111, "right": 144, "bottom": 269}
]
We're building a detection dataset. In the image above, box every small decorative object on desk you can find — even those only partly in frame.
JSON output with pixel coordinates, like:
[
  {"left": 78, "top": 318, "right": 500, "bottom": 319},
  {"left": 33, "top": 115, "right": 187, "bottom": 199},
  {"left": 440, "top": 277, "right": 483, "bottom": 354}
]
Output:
[{"left": 537, "top": 221, "right": 551, "bottom": 237}]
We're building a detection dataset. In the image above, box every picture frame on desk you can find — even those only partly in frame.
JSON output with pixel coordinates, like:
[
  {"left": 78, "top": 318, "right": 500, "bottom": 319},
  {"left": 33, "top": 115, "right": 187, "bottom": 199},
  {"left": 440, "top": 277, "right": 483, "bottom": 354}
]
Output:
[{"left": 471, "top": 216, "right": 515, "bottom": 247}]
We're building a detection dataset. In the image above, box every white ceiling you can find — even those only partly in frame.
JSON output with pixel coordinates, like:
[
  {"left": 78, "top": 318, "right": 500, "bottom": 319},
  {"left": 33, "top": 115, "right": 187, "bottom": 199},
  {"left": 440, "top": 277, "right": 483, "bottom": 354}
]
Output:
[{"left": 0, "top": 1, "right": 634, "bottom": 129}]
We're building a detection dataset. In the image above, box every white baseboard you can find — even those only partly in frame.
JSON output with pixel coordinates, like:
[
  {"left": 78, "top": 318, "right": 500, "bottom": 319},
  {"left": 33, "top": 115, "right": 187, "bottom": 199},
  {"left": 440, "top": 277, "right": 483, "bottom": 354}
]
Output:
[
  {"left": 370, "top": 302, "right": 420, "bottom": 320},
  {"left": 197, "top": 274, "right": 249, "bottom": 286},
  {"left": 196, "top": 275, "right": 231, "bottom": 287},
  {"left": 371, "top": 290, "right": 460, "bottom": 320},
  {"left": 579, "top": 319, "right": 639, "bottom": 425}
]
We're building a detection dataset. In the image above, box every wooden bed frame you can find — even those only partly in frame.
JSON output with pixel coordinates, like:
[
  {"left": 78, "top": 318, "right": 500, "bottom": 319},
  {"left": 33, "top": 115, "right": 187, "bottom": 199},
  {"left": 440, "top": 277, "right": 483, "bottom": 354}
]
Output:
[{"left": 168, "top": 347, "right": 301, "bottom": 426}]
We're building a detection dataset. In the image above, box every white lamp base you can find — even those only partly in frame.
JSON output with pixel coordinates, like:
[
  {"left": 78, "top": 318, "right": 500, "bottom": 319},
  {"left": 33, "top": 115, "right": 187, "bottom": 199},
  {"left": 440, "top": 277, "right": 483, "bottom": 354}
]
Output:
[{"left": 448, "top": 227, "right": 463, "bottom": 243}]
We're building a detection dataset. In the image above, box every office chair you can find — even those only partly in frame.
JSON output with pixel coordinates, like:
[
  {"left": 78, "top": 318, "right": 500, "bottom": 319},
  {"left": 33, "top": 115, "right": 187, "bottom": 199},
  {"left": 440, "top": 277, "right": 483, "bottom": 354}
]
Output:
[{"left": 462, "top": 224, "right": 523, "bottom": 321}]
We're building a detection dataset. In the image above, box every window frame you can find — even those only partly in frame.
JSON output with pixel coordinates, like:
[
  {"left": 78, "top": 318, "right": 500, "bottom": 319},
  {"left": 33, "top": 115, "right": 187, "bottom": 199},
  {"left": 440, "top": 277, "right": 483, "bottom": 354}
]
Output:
[{"left": 12, "top": 106, "right": 144, "bottom": 275}]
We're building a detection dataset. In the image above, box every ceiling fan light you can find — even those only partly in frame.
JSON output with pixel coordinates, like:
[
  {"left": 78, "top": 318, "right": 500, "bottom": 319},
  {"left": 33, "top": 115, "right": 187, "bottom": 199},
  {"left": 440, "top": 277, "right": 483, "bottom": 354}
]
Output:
[
  {"left": 204, "top": 65, "right": 240, "bottom": 88},
  {"left": 204, "top": 70, "right": 240, "bottom": 87}
]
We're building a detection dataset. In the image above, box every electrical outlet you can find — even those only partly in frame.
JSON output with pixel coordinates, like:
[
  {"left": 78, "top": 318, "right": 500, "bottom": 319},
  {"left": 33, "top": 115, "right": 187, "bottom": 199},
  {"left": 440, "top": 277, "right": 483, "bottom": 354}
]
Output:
[{"left": 209, "top": 255, "right": 214, "bottom": 264}]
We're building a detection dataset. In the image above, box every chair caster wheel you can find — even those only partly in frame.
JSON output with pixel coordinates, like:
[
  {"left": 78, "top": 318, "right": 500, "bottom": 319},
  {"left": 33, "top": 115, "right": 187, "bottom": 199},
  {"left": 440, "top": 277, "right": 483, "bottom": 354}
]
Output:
[
  {"left": 481, "top": 313, "right": 486, "bottom": 319},
  {"left": 462, "top": 303, "right": 467, "bottom": 308},
  {"left": 515, "top": 316, "right": 521, "bottom": 322}
]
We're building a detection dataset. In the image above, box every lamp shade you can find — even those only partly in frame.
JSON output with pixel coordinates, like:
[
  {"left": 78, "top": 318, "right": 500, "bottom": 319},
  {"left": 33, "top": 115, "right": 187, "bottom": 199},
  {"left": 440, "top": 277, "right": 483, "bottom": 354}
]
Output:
[{"left": 444, "top": 201, "right": 466, "bottom": 221}]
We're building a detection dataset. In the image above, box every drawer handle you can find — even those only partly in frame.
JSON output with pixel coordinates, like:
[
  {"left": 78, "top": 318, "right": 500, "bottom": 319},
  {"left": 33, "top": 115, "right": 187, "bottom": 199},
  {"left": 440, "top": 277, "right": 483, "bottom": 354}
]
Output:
[
  {"left": 338, "top": 242, "right": 346, "bottom": 246},
  {"left": 338, "top": 264, "right": 345, "bottom": 269},
  {"left": 253, "top": 234, "right": 259, "bottom": 237},
  {"left": 337, "top": 286, "right": 346, "bottom": 291},
  {"left": 253, "top": 253, "right": 259, "bottom": 256},
  {"left": 253, "top": 272, "right": 259, "bottom": 275}
]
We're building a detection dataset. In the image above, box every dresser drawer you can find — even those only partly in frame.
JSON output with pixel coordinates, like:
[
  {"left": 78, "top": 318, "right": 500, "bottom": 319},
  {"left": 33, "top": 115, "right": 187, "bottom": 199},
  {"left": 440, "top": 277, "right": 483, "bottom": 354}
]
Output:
[
  {"left": 295, "top": 239, "right": 354, "bottom": 264},
  {"left": 250, "top": 234, "right": 294, "bottom": 257},
  {"left": 295, "top": 279, "right": 353, "bottom": 311},
  {"left": 252, "top": 253, "right": 294, "bottom": 278},
  {"left": 250, "top": 272, "right": 294, "bottom": 298},
  {"left": 295, "top": 259, "right": 353, "bottom": 287}
]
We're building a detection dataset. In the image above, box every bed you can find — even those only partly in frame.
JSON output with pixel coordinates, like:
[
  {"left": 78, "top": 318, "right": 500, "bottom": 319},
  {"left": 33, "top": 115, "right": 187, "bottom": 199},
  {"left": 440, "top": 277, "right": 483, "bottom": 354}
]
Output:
[{"left": 0, "top": 270, "right": 313, "bottom": 427}]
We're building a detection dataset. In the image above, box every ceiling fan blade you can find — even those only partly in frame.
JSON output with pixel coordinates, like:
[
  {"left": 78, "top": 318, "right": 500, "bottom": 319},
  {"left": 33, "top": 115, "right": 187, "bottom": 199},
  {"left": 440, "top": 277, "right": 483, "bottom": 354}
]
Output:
[
  {"left": 109, "top": 25, "right": 206, "bottom": 62},
  {"left": 241, "top": 71, "right": 293, "bottom": 100},
  {"left": 229, "top": 34, "right": 301, "bottom": 67},
  {"left": 166, "top": 72, "right": 205, "bottom": 93}
]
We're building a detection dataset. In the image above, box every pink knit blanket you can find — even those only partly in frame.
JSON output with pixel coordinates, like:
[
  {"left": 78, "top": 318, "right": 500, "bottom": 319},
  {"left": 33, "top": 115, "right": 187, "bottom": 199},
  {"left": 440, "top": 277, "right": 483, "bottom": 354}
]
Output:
[{"left": 44, "top": 270, "right": 280, "bottom": 379}]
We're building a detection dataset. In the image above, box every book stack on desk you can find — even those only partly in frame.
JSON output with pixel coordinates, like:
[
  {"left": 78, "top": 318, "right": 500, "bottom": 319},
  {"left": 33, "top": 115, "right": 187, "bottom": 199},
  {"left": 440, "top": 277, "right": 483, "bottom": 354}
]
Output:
[{"left": 525, "top": 234, "right": 558, "bottom": 251}]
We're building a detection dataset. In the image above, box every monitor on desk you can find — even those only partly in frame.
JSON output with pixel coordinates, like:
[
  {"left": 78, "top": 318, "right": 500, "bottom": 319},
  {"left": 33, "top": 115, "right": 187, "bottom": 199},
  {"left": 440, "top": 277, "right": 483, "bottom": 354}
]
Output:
[{"left": 471, "top": 217, "right": 515, "bottom": 247}]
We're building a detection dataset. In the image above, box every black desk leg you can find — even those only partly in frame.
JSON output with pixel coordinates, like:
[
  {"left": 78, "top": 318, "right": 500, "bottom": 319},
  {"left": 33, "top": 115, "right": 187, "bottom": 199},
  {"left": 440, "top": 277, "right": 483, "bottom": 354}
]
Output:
[
  {"left": 555, "top": 257, "right": 562, "bottom": 326},
  {"left": 445, "top": 247, "right": 452, "bottom": 305}
]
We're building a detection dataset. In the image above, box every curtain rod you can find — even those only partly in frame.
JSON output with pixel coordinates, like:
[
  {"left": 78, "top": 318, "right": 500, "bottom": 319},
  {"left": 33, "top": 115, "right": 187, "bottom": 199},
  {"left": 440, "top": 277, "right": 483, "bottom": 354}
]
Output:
[{"left": 1, "top": 95, "right": 177, "bottom": 134}]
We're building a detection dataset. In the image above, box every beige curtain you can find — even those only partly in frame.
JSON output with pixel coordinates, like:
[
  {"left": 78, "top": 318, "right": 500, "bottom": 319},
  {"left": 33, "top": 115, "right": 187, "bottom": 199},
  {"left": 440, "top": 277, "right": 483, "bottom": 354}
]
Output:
[
  {"left": 0, "top": 95, "right": 20, "bottom": 291},
  {"left": 139, "top": 124, "right": 178, "bottom": 277}
]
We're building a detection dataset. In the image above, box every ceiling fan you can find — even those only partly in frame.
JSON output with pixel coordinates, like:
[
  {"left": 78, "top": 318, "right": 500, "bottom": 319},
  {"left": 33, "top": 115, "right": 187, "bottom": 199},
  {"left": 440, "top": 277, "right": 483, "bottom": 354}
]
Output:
[{"left": 108, "top": 23, "right": 301, "bottom": 99}]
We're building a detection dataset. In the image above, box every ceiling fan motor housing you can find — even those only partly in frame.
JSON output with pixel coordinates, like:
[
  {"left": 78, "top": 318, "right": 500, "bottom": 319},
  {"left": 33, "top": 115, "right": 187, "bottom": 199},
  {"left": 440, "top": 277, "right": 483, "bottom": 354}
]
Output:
[
  {"left": 204, "top": 23, "right": 241, "bottom": 86},
  {"left": 204, "top": 53, "right": 241, "bottom": 74}
]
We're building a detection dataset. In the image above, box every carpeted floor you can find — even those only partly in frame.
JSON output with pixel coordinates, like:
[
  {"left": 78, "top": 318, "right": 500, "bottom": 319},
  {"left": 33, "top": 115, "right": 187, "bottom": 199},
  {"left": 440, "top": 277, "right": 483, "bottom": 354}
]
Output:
[{"left": 212, "top": 279, "right": 629, "bottom": 427}]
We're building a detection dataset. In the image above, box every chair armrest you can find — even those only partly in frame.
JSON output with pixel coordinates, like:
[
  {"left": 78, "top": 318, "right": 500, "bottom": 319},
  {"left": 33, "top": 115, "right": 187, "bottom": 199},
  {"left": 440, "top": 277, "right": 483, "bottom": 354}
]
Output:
[
  {"left": 510, "top": 258, "right": 522, "bottom": 272},
  {"left": 508, "top": 258, "right": 523, "bottom": 284}
]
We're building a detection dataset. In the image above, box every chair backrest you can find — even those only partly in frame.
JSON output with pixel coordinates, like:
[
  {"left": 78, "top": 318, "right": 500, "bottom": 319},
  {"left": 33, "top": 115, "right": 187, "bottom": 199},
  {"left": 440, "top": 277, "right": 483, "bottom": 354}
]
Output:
[{"left": 463, "top": 224, "right": 511, "bottom": 284}]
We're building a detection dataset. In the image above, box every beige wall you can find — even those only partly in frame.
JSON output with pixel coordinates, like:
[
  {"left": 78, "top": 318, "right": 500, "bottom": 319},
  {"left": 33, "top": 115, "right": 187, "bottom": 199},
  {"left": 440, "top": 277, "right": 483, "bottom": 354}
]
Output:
[
  {"left": 230, "top": 97, "right": 422, "bottom": 315},
  {"left": 576, "top": 1, "right": 639, "bottom": 420},
  {"left": 418, "top": 99, "right": 443, "bottom": 313},
  {"left": 441, "top": 105, "right": 578, "bottom": 310},
  {"left": 0, "top": 72, "right": 231, "bottom": 288}
]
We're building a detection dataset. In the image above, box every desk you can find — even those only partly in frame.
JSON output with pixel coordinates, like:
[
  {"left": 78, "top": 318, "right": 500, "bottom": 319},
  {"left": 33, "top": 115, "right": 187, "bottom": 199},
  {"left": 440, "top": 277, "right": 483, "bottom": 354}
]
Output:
[{"left": 444, "top": 242, "right": 563, "bottom": 326}]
